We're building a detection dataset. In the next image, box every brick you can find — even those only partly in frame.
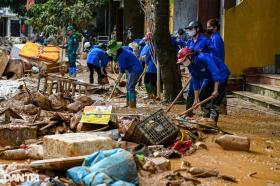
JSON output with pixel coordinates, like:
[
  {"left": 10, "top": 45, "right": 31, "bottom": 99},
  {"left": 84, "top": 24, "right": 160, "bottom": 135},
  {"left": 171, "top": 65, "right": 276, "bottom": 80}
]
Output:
[
  {"left": 0, "top": 124, "right": 37, "bottom": 147},
  {"left": 43, "top": 133, "right": 115, "bottom": 159}
]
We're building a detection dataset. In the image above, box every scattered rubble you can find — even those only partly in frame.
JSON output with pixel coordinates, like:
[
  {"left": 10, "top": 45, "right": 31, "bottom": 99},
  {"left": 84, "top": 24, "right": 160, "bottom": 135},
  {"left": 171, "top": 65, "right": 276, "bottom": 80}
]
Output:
[{"left": 0, "top": 49, "right": 278, "bottom": 185}]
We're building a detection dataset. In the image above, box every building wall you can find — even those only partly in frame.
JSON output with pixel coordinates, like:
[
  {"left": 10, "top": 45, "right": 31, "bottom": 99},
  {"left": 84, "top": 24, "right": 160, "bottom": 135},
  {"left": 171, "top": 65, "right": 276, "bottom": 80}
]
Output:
[
  {"left": 173, "top": 0, "right": 197, "bottom": 32},
  {"left": 224, "top": 0, "right": 280, "bottom": 75}
]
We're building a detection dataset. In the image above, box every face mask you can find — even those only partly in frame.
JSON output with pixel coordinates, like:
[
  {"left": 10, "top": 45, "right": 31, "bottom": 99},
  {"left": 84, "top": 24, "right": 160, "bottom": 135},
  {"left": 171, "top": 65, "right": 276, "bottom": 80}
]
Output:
[
  {"left": 182, "top": 58, "right": 191, "bottom": 67},
  {"left": 207, "top": 29, "right": 214, "bottom": 34},
  {"left": 187, "top": 30, "right": 196, "bottom": 37}
]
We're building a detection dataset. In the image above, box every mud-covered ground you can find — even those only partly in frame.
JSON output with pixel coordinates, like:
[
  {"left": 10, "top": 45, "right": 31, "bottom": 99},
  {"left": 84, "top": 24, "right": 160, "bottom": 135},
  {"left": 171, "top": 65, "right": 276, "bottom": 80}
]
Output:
[{"left": 166, "top": 98, "right": 280, "bottom": 186}]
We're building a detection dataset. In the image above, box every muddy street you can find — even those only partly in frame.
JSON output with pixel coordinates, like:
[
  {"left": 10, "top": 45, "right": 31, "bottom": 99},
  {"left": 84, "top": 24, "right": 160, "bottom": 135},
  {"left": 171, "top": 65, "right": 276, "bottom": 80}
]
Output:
[{"left": 164, "top": 98, "right": 280, "bottom": 186}]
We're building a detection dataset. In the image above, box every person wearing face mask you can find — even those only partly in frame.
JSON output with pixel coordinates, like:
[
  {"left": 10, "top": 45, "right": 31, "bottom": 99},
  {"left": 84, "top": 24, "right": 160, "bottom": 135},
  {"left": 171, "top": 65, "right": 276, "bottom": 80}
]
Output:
[
  {"left": 206, "top": 19, "right": 225, "bottom": 62},
  {"left": 185, "top": 21, "right": 217, "bottom": 56},
  {"left": 184, "top": 21, "right": 218, "bottom": 117},
  {"left": 207, "top": 19, "right": 227, "bottom": 115},
  {"left": 177, "top": 48, "right": 230, "bottom": 126},
  {"left": 107, "top": 39, "right": 143, "bottom": 108}
]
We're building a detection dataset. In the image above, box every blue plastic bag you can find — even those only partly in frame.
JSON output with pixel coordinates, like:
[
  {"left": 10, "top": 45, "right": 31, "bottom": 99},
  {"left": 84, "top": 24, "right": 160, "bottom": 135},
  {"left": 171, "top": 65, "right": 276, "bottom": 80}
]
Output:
[{"left": 67, "top": 148, "right": 138, "bottom": 186}]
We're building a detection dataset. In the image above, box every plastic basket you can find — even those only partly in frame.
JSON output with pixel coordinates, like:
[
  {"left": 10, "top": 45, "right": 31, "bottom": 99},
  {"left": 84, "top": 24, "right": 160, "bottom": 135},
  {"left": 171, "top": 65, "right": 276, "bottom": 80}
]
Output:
[{"left": 124, "top": 109, "right": 179, "bottom": 146}]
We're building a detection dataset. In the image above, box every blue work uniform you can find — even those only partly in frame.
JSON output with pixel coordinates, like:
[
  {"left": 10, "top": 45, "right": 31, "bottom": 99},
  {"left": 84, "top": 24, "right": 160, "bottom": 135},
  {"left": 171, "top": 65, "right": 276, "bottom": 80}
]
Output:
[
  {"left": 171, "top": 36, "right": 187, "bottom": 52},
  {"left": 117, "top": 48, "right": 143, "bottom": 75},
  {"left": 67, "top": 34, "right": 78, "bottom": 67},
  {"left": 210, "top": 32, "right": 225, "bottom": 61},
  {"left": 140, "top": 44, "right": 157, "bottom": 74},
  {"left": 186, "top": 33, "right": 218, "bottom": 104},
  {"left": 86, "top": 48, "right": 109, "bottom": 84},
  {"left": 189, "top": 53, "right": 230, "bottom": 91},
  {"left": 122, "top": 46, "right": 133, "bottom": 53},
  {"left": 140, "top": 44, "right": 157, "bottom": 96},
  {"left": 87, "top": 48, "right": 109, "bottom": 68},
  {"left": 116, "top": 48, "right": 144, "bottom": 105},
  {"left": 187, "top": 53, "right": 230, "bottom": 121},
  {"left": 186, "top": 34, "right": 217, "bottom": 56}
]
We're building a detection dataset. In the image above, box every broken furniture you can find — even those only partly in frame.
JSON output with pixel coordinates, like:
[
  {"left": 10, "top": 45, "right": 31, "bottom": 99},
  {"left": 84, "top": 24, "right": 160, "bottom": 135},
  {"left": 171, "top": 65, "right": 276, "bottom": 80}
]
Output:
[{"left": 37, "top": 74, "right": 98, "bottom": 97}]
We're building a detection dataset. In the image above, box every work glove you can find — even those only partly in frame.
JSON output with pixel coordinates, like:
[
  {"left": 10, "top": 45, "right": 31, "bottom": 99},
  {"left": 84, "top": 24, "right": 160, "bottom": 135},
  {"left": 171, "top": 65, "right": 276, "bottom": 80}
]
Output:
[{"left": 140, "top": 55, "right": 146, "bottom": 61}]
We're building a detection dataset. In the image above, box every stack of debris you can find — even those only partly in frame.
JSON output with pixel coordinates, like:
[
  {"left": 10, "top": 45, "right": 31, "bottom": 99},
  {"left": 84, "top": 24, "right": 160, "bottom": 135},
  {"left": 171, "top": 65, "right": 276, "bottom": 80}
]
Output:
[{"left": 0, "top": 75, "right": 252, "bottom": 185}]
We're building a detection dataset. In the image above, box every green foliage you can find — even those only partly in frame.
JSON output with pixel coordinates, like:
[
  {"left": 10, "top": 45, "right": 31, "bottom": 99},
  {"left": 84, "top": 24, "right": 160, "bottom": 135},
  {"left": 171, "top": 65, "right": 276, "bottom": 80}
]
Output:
[
  {"left": 0, "top": 0, "right": 44, "bottom": 16},
  {"left": 26, "top": 0, "right": 109, "bottom": 35}
]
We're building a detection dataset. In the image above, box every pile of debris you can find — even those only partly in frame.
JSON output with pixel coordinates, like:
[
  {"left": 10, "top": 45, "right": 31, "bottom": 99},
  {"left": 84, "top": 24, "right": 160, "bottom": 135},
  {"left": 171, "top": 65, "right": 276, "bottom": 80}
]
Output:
[{"left": 0, "top": 73, "right": 252, "bottom": 186}]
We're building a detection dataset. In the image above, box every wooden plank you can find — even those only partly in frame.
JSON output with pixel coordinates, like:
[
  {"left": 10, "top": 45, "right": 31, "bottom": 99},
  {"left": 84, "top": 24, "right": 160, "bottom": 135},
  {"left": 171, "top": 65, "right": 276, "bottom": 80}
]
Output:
[
  {"left": 30, "top": 156, "right": 86, "bottom": 171},
  {"left": 0, "top": 54, "right": 9, "bottom": 76}
]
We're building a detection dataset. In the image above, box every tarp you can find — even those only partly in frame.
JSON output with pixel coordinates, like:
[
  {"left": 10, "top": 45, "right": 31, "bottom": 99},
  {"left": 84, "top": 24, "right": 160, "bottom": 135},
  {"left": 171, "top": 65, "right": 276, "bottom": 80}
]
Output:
[{"left": 19, "top": 42, "right": 60, "bottom": 63}]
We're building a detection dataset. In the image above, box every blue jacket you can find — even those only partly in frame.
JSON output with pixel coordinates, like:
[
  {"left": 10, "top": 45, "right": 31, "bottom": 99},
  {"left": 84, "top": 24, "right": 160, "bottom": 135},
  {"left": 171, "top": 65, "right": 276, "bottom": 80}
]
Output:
[
  {"left": 122, "top": 46, "right": 133, "bottom": 52},
  {"left": 186, "top": 34, "right": 217, "bottom": 57},
  {"left": 140, "top": 44, "right": 157, "bottom": 74},
  {"left": 87, "top": 48, "right": 109, "bottom": 67},
  {"left": 171, "top": 36, "right": 187, "bottom": 52},
  {"left": 210, "top": 32, "right": 225, "bottom": 61},
  {"left": 188, "top": 53, "right": 230, "bottom": 90},
  {"left": 117, "top": 48, "right": 143, "bottom": 74}
]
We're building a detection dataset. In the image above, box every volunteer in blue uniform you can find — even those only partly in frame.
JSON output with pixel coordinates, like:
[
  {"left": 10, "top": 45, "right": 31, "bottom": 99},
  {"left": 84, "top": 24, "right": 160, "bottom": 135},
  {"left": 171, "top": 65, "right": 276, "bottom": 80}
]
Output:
[
  {"left": 86, "top": 44, "right": 109, "bottom": 84},
  {"left": 171, "top": 28, "right": 187, "bottom": 52},
  {"left": 206, "top": 19, "right": 225, "bottom": 61},
  {"left": 137, "top": 39, "right": 147, "bottom": 86},
  {"left": 140, "top": 33, "right": 157, "bottom": 99},
  {"left": 184, "top": 21, "right": 218, "bottom": 116},
  {"left": 207, "top": 18, "right": 227, "bottom": 115},
  {"left": 107, "top": 40, "right": 143, "bottom": 108},
  {"left": 66, "top": 26, "right": 78, "bottom": 77},
  {"left": 177, "top": 48, "right": 230, "bottom": 126}
]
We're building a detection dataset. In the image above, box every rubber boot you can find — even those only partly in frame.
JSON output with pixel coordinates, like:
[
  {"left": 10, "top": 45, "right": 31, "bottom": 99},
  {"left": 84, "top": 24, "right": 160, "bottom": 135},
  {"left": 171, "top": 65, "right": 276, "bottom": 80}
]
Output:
[
  {"left": 122, "top": 92, "right": 129, "bottom": 108},
  {"left": 219, "top": 103, "right": 227, "bottom": 115},
  {"left": 150, "top": 85, "right": 157, "bottom": 99},
  {"left": 90, "top": 77, "right": 94, "bottom": 84},
  {"left": 185, "top": 95, "right": 194, "bottom": 117},
  {"left": 129, "top": 91, "right": 136, "bottom": 108},
  {"left": 144, "top": 84, "right": 151, "bottom": 99}
]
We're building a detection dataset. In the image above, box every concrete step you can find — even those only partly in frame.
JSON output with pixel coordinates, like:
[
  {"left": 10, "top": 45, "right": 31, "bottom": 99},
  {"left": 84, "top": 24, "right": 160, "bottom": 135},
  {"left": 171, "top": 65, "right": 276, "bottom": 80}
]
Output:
[
  {"left": 246, "top": 83, "right": 280, "bottom": 101},
  {"left": 260, "top": 74, "right": 280, "bottom": 86},
  {"left": 245, "top": 74, "right": 280, "bottom": 86},
  {"left": 232, "top": 91, "right": 280, "bottom": 112}
]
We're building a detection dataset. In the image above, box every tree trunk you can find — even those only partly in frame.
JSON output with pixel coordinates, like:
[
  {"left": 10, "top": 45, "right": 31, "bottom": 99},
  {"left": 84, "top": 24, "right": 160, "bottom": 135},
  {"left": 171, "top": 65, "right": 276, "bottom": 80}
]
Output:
[{"left": 153, "top": 0, "right": 182, "bottom": 102}]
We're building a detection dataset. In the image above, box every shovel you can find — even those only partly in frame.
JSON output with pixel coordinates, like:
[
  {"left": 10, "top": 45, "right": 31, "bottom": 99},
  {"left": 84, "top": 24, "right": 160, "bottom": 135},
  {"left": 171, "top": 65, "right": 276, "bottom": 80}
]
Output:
[
  {"left": 179, "top": 95, "right": 215, "bottom": 117},
  {"left": 109, "top": 81, "right": 119, "bottom": 99},
  {"left": 166, "top": 77, "right": 191, "bottom": 113}
]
